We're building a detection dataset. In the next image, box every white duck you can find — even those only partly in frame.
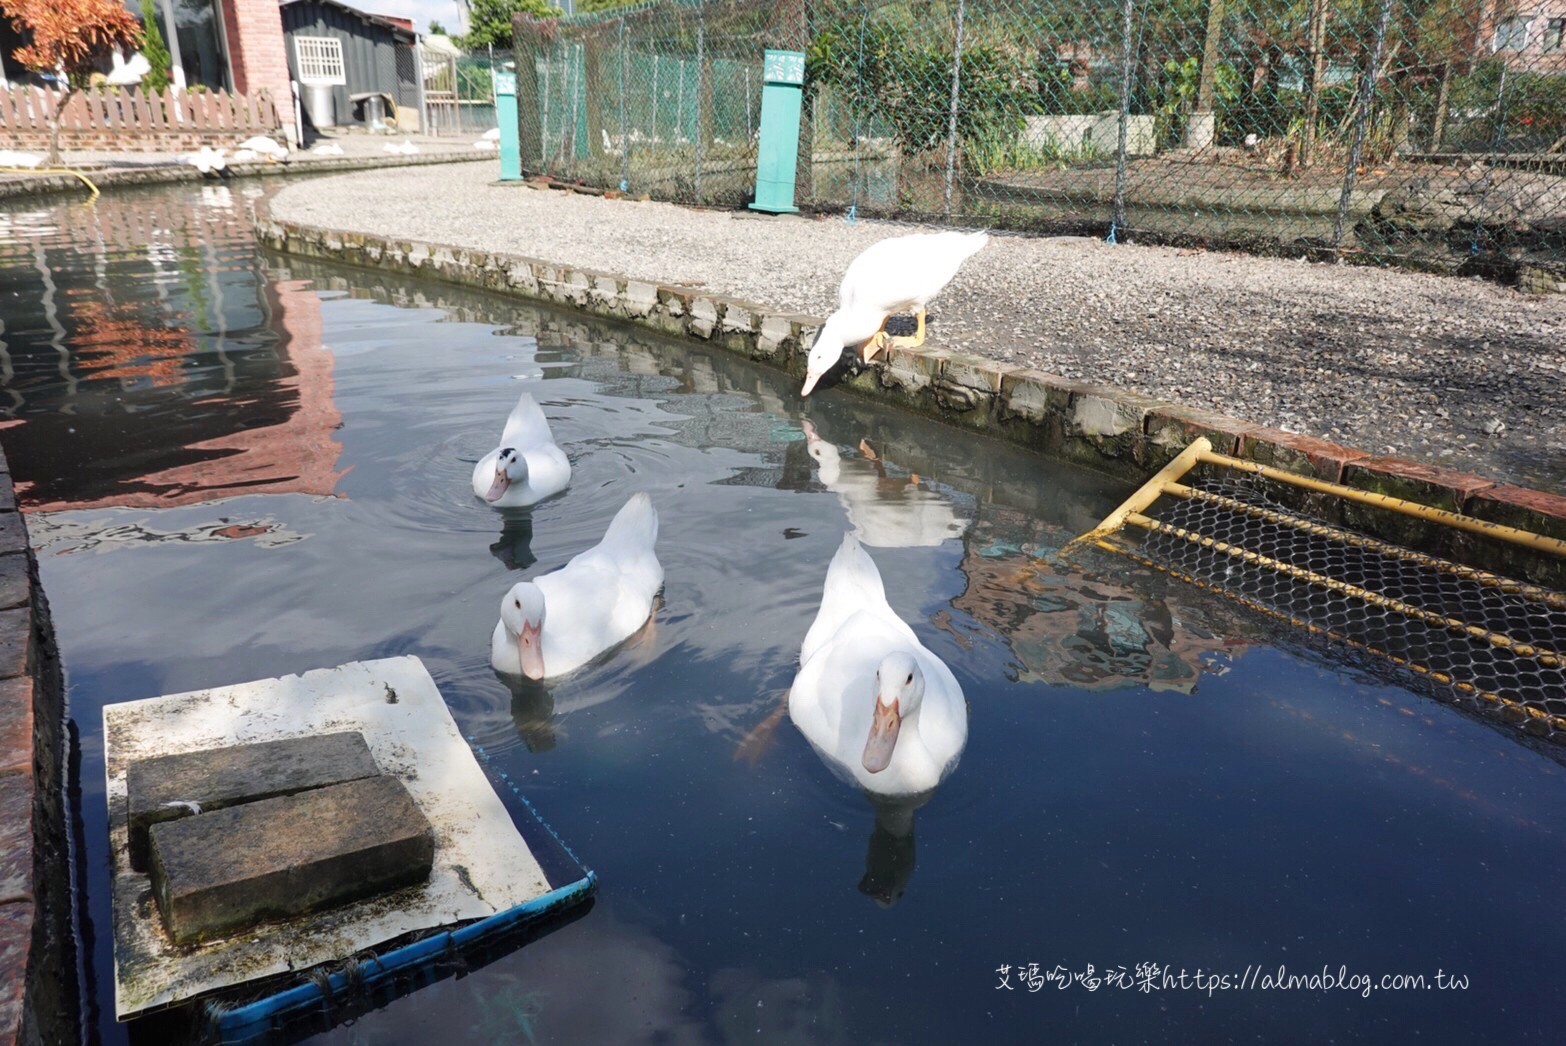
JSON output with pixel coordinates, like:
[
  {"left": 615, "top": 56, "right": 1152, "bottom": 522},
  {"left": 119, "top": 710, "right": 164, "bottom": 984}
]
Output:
[
  {"left": 0, "top": 150, "right": 44, "bottom": 169},
  {"left": 788, "top": 534, "right": 968, "bottom": 795},
  {"left": 237, "top": 135, "right": 288, "bottom": 162},
  {"left": 310, "top": 142, "right": 345, "bottom": 156},
  {"left": 471, "top": 392, "right": 571, "bottom": 507},
  {"left": 384, "top": 140, "right": 420, "bottom": 155},
  {"left": 801, "top": 230, "right": 989, "bottom": 396},
  {"left": 183, "top": 146, "right": 227, "bottom": 175},
  {"left": 491, "top": 493, "right": 663, "bottom": 680}
]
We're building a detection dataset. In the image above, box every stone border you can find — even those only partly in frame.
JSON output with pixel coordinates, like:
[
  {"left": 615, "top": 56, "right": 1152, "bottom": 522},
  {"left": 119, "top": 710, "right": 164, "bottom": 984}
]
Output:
[
  {"left": 0, "top": 445, "right": 73, "bottom": 1046},
  {"left": 0, "top": 152, "right": 488, "bottom": 203},
  {"left": 251, "top": 204, "right": 1566, "bottom": 588}
]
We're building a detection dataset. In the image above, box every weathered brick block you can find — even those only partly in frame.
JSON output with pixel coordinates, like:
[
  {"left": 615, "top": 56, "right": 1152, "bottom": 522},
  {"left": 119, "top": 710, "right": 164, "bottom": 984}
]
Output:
[
  {"left": 0, "top": 609, "right": 30, "bottom": 682},
  {"left": 0, "top": 555, "right": 26, "bottom": 613},
  {"left": 0, "top": 678, "right": 33, "bottom": 777},
  {"left": 126, "top": 732, "right": 380, "bottom": 871},
  {"left": 148, "top": 774, "right": 434, "bottom": 945},
  {"left": 0, "top": 771, "right": 34, "bottom": 904},
  {"left": 1239, "top": 425, "right": 1367, "bottom": 482}
]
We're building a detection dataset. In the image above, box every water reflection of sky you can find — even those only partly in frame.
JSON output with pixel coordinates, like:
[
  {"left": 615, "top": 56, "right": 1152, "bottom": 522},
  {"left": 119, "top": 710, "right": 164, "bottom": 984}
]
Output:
[{"left": 3, "top": 189, "right": 1566, "bottom": 1044}]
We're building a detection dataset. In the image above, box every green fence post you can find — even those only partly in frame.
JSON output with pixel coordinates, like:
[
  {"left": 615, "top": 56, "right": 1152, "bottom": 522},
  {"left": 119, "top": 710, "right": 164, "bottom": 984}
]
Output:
[
  {"left": 749, "top": 49, "right": 805, "bottom": 214},
  {"left": 495, "top": 70, "right": 522, "bottom": 182}
]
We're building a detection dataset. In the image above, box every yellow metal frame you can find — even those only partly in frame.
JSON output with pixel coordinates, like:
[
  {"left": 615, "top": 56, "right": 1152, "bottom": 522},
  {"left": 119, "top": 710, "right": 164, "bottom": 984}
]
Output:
[
  {"left": 1068, "top": 437, "right": 1566, "bottom": 562},
  {"left": 1064, "top": 437, "right": 1566, "bottom": 730}
]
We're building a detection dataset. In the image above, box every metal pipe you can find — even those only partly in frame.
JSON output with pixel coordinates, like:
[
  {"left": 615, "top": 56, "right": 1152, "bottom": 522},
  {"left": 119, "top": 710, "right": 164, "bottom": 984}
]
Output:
[
  {"left": 1197, "top": 450, "right": 1566, "bottom": 559},
  {"left": 618, "top": 15, "right": 629, "bottom": 189},
  {"left": 942, "top": 0, "right": 966, "bottom": 220},
  {"left": 1333, "top": 0, "right": 1393, "bottom": 247},
  {"left": 1110, "top": 0, "right": 1137, "bottom": 238},
  {"left": 1060, "top": 437, "right": 1211, "bottom": 556}
]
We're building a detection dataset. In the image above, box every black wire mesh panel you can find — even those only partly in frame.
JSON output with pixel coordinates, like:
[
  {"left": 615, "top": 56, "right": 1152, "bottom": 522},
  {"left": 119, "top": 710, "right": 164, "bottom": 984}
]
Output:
[{"left": 1114, "top": 477, "right": 1566, "bottom": 739}]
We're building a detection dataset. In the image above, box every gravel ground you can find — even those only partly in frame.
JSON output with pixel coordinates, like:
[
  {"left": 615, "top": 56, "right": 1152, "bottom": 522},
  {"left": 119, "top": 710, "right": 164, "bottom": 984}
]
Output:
[{"left": 270, "top": 163, "right": 1566, "bottom": 489}]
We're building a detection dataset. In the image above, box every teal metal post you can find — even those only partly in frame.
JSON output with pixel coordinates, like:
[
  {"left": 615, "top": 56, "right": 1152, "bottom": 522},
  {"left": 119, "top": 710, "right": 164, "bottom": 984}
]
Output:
[
  {"left": 494, "top": 71, "right": 521, "bottom": 182},
  {"left": 749, "top": 50, "right": 805, "bottom": 214}
]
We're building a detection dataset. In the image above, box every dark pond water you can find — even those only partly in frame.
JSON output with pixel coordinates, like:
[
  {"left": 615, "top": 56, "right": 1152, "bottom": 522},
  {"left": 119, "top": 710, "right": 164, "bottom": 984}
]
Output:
[{"left": 3, "top": 185, "right": 1565, "bottom": 1044}]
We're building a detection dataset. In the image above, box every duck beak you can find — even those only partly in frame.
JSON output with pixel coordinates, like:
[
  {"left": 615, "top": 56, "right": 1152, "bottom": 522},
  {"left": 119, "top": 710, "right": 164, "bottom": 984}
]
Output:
[
  {"left": 517, "top": 621, "right": 544, "bottom": 680},
  {"left": 862, "top": 695, "right": 901, "bottom": 774},
  {"left": 485, "top": 469, "right": 509, "bottom": 503},
  {"left": 800, "top": 371, "right": 822, "bottom": 398}
]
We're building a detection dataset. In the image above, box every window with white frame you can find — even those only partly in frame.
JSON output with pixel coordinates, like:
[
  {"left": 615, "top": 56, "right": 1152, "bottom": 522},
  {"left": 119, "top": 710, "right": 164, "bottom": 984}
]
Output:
[
  {"left": 294, "top": 36, "right": 347, "bottom": 86},
  {"left": 1494, "top": 16, "right": 1534, "bottom": 51}
]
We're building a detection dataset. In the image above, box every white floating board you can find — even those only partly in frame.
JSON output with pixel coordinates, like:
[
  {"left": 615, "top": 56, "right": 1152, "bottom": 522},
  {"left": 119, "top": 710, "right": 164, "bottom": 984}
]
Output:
[{"left": 104, "top": 655, "right": 550, "bottom": 1020}]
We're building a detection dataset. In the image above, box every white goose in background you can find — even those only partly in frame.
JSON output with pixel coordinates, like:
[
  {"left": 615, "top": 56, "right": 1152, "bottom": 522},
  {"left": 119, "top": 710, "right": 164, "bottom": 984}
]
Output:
[
  {"left": 0, "top": 151, "right": 44, "bottom": 169},
  {"left": 788, "top": 533, "right": 968, "bottom": 795},
  {"left": 384, "top": 140, "right": 420, "bottom": 155},
  {"left": 471, "top": 392, "right": 572, "bottom": 507},
  {"left": 311, "top": 142, "right": 345, "bottom": 155},
  {"left": 802, "top": 420, "right": 969, "bottom": 548},
  {"left": 801, "top": 230, "right": 990, "bottom": 396},
  {"left": 491, "top": 493, "right": 663, "bottom": 681},
  {"left": 236, "top": 135, "right": 288, "bottom": 162}
]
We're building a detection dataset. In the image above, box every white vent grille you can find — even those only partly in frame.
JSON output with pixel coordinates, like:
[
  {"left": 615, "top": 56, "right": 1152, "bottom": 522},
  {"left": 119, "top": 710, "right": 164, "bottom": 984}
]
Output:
[{"left": 295, "top": 37, "right": 347, "bottom": 87}]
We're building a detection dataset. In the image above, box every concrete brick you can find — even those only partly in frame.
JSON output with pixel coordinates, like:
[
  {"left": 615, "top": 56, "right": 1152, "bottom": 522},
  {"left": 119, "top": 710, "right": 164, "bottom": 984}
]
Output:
[
  {"left": 622, "top": 281, "right": 659, "bottom": 317},
  {"left": 688, "top": 297, "right": 719, "bottom": 338},
  {"left": 148, "top": 775, "right": 434, "bottom": 945},
  {"left": 1145, "top": 404, "right": 1254, "bottom": 465},
  {"left": 998, "top": 369, "right": 1075, "bottom": 424},
  {"left": 0, "top": 475, "right": 13, "bottom": 513},
  {"left": 0, "top": 556, "right": 26, "bottom": 613},
  {"left": 0, "top": 609, "right": 29, "bottom": 682},
  {"left": 1239, "top": 425, "right": 1368, "bottom": 482},
  {"left": 1342, "top": 456, "right": 1495, "bottom": 514},
  {"left": 1458, "top": 485, "right": 1566, "bottom": 589},
  {"left": 0, "top": 772, "right": 33, "bottom": 904},
  {"left": 0, "top": 903, "right": 31, "bottom": 1041},
  {"left": 127, "top": 732, "right": 381, "bottom": 871},
  {"left": 0, "top": 515, "right": 24, "bottom": 557},
  {"left": 0, "top": 679, "right": 32, "bottom": 777}
]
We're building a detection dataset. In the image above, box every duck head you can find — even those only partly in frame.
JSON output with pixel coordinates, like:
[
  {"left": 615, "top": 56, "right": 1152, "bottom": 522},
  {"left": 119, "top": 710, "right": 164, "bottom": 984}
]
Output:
[
  {"left": 864, "top": 651, "right": 924, "bottom": 774},
  {"left": 801, "top": 308, "right": 884, "bottom": 397},
  {"left": 485, "top": 447, "right": 529, "bottom": 502},
  {"left": 499, "top": 582, "right": 546, "bottom": 679}
]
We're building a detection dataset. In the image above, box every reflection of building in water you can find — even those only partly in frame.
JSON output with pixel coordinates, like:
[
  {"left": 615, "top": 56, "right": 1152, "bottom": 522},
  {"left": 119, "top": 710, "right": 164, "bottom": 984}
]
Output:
[
  {"left": 0, "top": 192, "right": 343, "bottom": 510},
  {"left": 801, "top": 420, "right": 970, "bottom": 548},
  {"left": 25, "top": 514, "right": 304, "bottom": 555},
  {"left": 952, "top": 506, "right": 1251, "bottom": 693}
]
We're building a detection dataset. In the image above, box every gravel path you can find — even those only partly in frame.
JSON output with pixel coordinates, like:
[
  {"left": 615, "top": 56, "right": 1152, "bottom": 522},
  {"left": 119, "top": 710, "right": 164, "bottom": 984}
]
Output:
[{"left": 270, "top": 163, "right": 1566, "bottom": 489}]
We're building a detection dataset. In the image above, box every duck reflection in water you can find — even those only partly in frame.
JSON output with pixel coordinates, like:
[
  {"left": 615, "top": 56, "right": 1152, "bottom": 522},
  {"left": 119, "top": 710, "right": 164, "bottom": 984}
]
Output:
[
  {"left": 859, "top": 793, "right": 929, "bottom": 908},
  {"left": 489, "top": 509, "right": 538, "bottom": 571},
  {"left": 800, "top": 419, "right": 969, "bottom": 548},
  {"left": 501, "top": 672, "right": 557, "bottom": 753}
]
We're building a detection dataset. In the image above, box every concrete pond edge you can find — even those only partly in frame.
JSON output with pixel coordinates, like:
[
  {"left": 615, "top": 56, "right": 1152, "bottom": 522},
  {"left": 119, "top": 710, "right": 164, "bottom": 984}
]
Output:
[
  {"left": 0, "top": 152, "right": 489, "bottom": 203},
  {"left": 0, "top": 445, "right": 74, "bottom": 1046},
  {"left": 252, "top": 204, "right": 1566, "bottom": 590}
]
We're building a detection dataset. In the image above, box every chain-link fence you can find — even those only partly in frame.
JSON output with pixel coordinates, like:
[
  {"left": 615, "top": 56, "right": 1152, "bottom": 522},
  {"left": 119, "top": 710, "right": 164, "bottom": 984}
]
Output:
[
  {"left": 510, "top": 0, "right": 1566, "bottom": 273},
  {"left": 422, "top": 46, "right": 510, "bottom": 136}
]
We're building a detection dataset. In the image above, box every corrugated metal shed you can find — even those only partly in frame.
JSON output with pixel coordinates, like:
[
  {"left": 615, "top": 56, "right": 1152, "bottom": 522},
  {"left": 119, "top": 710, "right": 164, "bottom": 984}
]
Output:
[{"left": 280, "top": 0, "right": 422, "bottom": 129}]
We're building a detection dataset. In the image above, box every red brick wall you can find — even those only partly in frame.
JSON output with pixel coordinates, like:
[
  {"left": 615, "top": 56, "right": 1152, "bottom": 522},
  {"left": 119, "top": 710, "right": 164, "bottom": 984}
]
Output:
[{"left": 221, "top": 0, "right": 298, "bottom": 142}]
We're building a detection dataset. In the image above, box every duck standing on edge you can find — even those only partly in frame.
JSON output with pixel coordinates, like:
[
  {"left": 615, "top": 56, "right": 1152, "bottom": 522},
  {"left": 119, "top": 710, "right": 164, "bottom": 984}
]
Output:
[
  {"left": 491, "top": 493, "right": 663, "bottom": 681},
  {"left": 788, "top": 533, "right": 968, "bottom": 795},
  {"left": 471, "top": 392, "right": 572, "bottom": 507},
  {"left": 801, "top": 230, "right": 989, "bottom": 396}
]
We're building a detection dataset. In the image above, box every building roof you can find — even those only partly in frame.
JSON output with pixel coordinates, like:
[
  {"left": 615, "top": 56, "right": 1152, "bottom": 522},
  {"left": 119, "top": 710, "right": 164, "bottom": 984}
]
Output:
[{"left": 278, "top": 0, "right": 418, "bottom": 42}]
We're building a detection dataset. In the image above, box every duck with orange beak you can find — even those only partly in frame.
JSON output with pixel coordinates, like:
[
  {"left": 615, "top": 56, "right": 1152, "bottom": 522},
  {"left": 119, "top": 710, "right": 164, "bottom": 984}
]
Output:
[
  {"left": 491, "top": 493, "right": 663, "bottom": 681},
  {"left": 787, "top": 534, "right": 968, "bottom": 795}
]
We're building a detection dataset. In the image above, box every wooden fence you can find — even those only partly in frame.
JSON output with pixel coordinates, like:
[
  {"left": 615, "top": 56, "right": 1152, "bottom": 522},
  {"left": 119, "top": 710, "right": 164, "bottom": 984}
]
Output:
[{"left": 0, "top": 84, "right": 281, "bottom": 151}]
